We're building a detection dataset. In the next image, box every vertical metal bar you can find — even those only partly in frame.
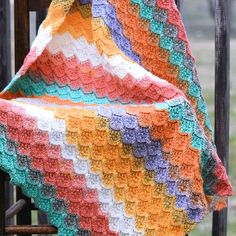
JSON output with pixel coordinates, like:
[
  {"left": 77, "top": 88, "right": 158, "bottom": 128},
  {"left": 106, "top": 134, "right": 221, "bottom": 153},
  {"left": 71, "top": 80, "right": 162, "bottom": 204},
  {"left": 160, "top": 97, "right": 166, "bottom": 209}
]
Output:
[
  {"left": 213, "top": 0, "right": 230, "bottom": 236},
  {"left": 0, "top": 0, "right": 11, "bottom": 90},
  {"left": 14, "top": 1, "right": 32, "bottom": 236}
]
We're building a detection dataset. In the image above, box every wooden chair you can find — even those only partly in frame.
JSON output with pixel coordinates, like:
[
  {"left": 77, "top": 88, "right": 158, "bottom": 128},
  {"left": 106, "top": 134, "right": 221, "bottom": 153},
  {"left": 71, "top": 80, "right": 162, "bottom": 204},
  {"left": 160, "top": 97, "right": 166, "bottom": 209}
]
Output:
[
  {"left": 0, "top": 0, "right": 231, "bottom": 236},
  {"left": 0, "top": 1, "right": 57, "bottom": 235}
]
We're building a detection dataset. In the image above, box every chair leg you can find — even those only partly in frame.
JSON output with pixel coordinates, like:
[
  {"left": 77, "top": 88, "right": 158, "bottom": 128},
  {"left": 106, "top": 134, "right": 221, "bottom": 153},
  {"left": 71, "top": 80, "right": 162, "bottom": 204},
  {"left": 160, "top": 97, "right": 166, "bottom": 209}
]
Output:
[
  {"left": 5, "top": 181, "right": 14, "bottom": 236},
  {"left": 16, "top": 187, "right": 32, "bottom": 236},
  {"left": 0, "top": 171, "right": 6, "bottom": 235},
  {"left": 38, "top": 211, "right": 49, "bottom": 236}
]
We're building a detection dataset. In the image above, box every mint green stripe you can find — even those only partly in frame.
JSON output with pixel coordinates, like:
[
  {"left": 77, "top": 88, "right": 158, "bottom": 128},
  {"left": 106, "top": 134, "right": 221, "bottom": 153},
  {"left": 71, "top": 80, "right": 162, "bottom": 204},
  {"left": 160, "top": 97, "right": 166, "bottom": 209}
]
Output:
[
  {"left": 0, "top": 126, "right": 83, "bottom": 236},
  {"left": 7, "top": 73, "right": 129, "bottom": 105},
  {"left": 130, "top": 0, "right": 212, "bottom": 133},
  {"left": 164, "top": 99, "right": 217, "bottom": 194}
]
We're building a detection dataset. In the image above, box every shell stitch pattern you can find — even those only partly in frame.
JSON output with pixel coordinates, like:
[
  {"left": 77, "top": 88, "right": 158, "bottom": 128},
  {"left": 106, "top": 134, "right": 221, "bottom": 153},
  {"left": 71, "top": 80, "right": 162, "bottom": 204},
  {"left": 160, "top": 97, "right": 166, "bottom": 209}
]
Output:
[{"left": 0, "top": 1, "right": 233, "bottom": 236}]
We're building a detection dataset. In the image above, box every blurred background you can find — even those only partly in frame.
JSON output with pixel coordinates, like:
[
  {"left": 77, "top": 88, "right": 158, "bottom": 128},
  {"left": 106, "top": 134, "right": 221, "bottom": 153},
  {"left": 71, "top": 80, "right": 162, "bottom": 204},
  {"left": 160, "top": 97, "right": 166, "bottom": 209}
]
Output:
[{"left": 183, "top": 1, "right": 236, "bottom": 235}]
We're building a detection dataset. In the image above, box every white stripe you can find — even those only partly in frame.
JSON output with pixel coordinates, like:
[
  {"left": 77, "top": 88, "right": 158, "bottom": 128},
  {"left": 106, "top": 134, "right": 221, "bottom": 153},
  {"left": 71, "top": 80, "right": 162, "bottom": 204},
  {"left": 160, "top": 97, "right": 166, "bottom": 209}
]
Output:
[
  {"left": 13, "top": 101, "right": 144, "bottom": 235},
  {"left": 32, "top": 26, "right": 53, "bottom": 57},
  {"left": 45, "top": 32, "right": 173, "bottom": 88}
]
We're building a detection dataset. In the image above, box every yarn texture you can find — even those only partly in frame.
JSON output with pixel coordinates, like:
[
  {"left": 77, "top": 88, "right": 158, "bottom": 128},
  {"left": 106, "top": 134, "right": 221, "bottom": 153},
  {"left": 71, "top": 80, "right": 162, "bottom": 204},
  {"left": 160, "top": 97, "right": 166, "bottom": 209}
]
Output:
[{"left": 0, "top": 0, "right": 233, "bottom": 235}]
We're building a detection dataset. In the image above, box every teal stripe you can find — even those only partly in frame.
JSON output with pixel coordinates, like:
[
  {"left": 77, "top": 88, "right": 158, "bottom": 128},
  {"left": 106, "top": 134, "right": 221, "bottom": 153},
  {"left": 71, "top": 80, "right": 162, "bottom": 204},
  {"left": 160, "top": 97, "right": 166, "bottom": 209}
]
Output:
[
  {"left": 7, "top": 73, "right": 130, "bottom": 105},
  {"left": 0, "top": 124, "right": 91, "bottom": 236},
  {"left": 163, "top": 98, "right": 217, "bottom": 194},
  {"left": 130, "top": 0, "right": 212, "bottom": 134}
]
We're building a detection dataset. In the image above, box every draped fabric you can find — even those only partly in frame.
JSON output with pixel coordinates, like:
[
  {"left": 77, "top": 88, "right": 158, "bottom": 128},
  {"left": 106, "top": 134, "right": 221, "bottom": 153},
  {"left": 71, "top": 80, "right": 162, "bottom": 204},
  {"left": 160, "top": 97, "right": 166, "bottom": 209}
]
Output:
[{"left": 0, "top": 0, "right": 233, "bottom": 235}]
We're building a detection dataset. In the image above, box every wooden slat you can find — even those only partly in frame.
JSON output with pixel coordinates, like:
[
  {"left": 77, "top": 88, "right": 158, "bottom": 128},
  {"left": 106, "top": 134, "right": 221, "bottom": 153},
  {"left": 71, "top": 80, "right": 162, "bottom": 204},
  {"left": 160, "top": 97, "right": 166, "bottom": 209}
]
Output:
[
  {"left": 0, "top": 171, "right": 6, "bottom": 235},
  {"left": 36, "top": 9, "right": 48, "bottom": 31},
  {"left": 0, "top": 0, "right": 11, "bottom": 90},
  {"left": 0, "top": 1, "right": 14, "bottom": 230},
  {"left": 29, "top": 0, "right": 51, "bottom": 11},
  {"left": 5, "top": 225, "right": 57, "bottom": 234},
  {"left": 16, "top": 189, "right": 32, "bottom": 236},
  {"left": 213, "top": 0, "right": 230, "bottom": 236},
  {"left": 6, "top": 200, "right": 26, "bottom": 220},
  {"left": 38, "top": 211, "right": 49, "bottom": 236},
  {"left": 5, "top": 181, "right": 14, "bottom": 231},
  {"left": 14, "top": 0, "right": 30, "bottom": 71}
]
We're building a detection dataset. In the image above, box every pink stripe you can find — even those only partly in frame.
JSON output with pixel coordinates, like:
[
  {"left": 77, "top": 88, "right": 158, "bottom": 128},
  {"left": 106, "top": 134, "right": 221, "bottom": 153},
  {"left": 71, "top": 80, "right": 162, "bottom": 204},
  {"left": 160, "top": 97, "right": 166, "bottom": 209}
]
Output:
[
  {"left": 1, "top": 99, "right": 118, "bottom": 235},
  {"left": 28, "top": 49, "right": 184, "bottom": 104}
]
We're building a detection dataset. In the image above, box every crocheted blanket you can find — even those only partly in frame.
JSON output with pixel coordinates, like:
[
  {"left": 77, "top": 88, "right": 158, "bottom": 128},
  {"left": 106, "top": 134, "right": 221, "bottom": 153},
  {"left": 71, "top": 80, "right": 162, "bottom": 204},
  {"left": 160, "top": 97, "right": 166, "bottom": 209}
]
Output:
[{"left": 0, "top": 0, "right": 233, "bottom": 235}]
